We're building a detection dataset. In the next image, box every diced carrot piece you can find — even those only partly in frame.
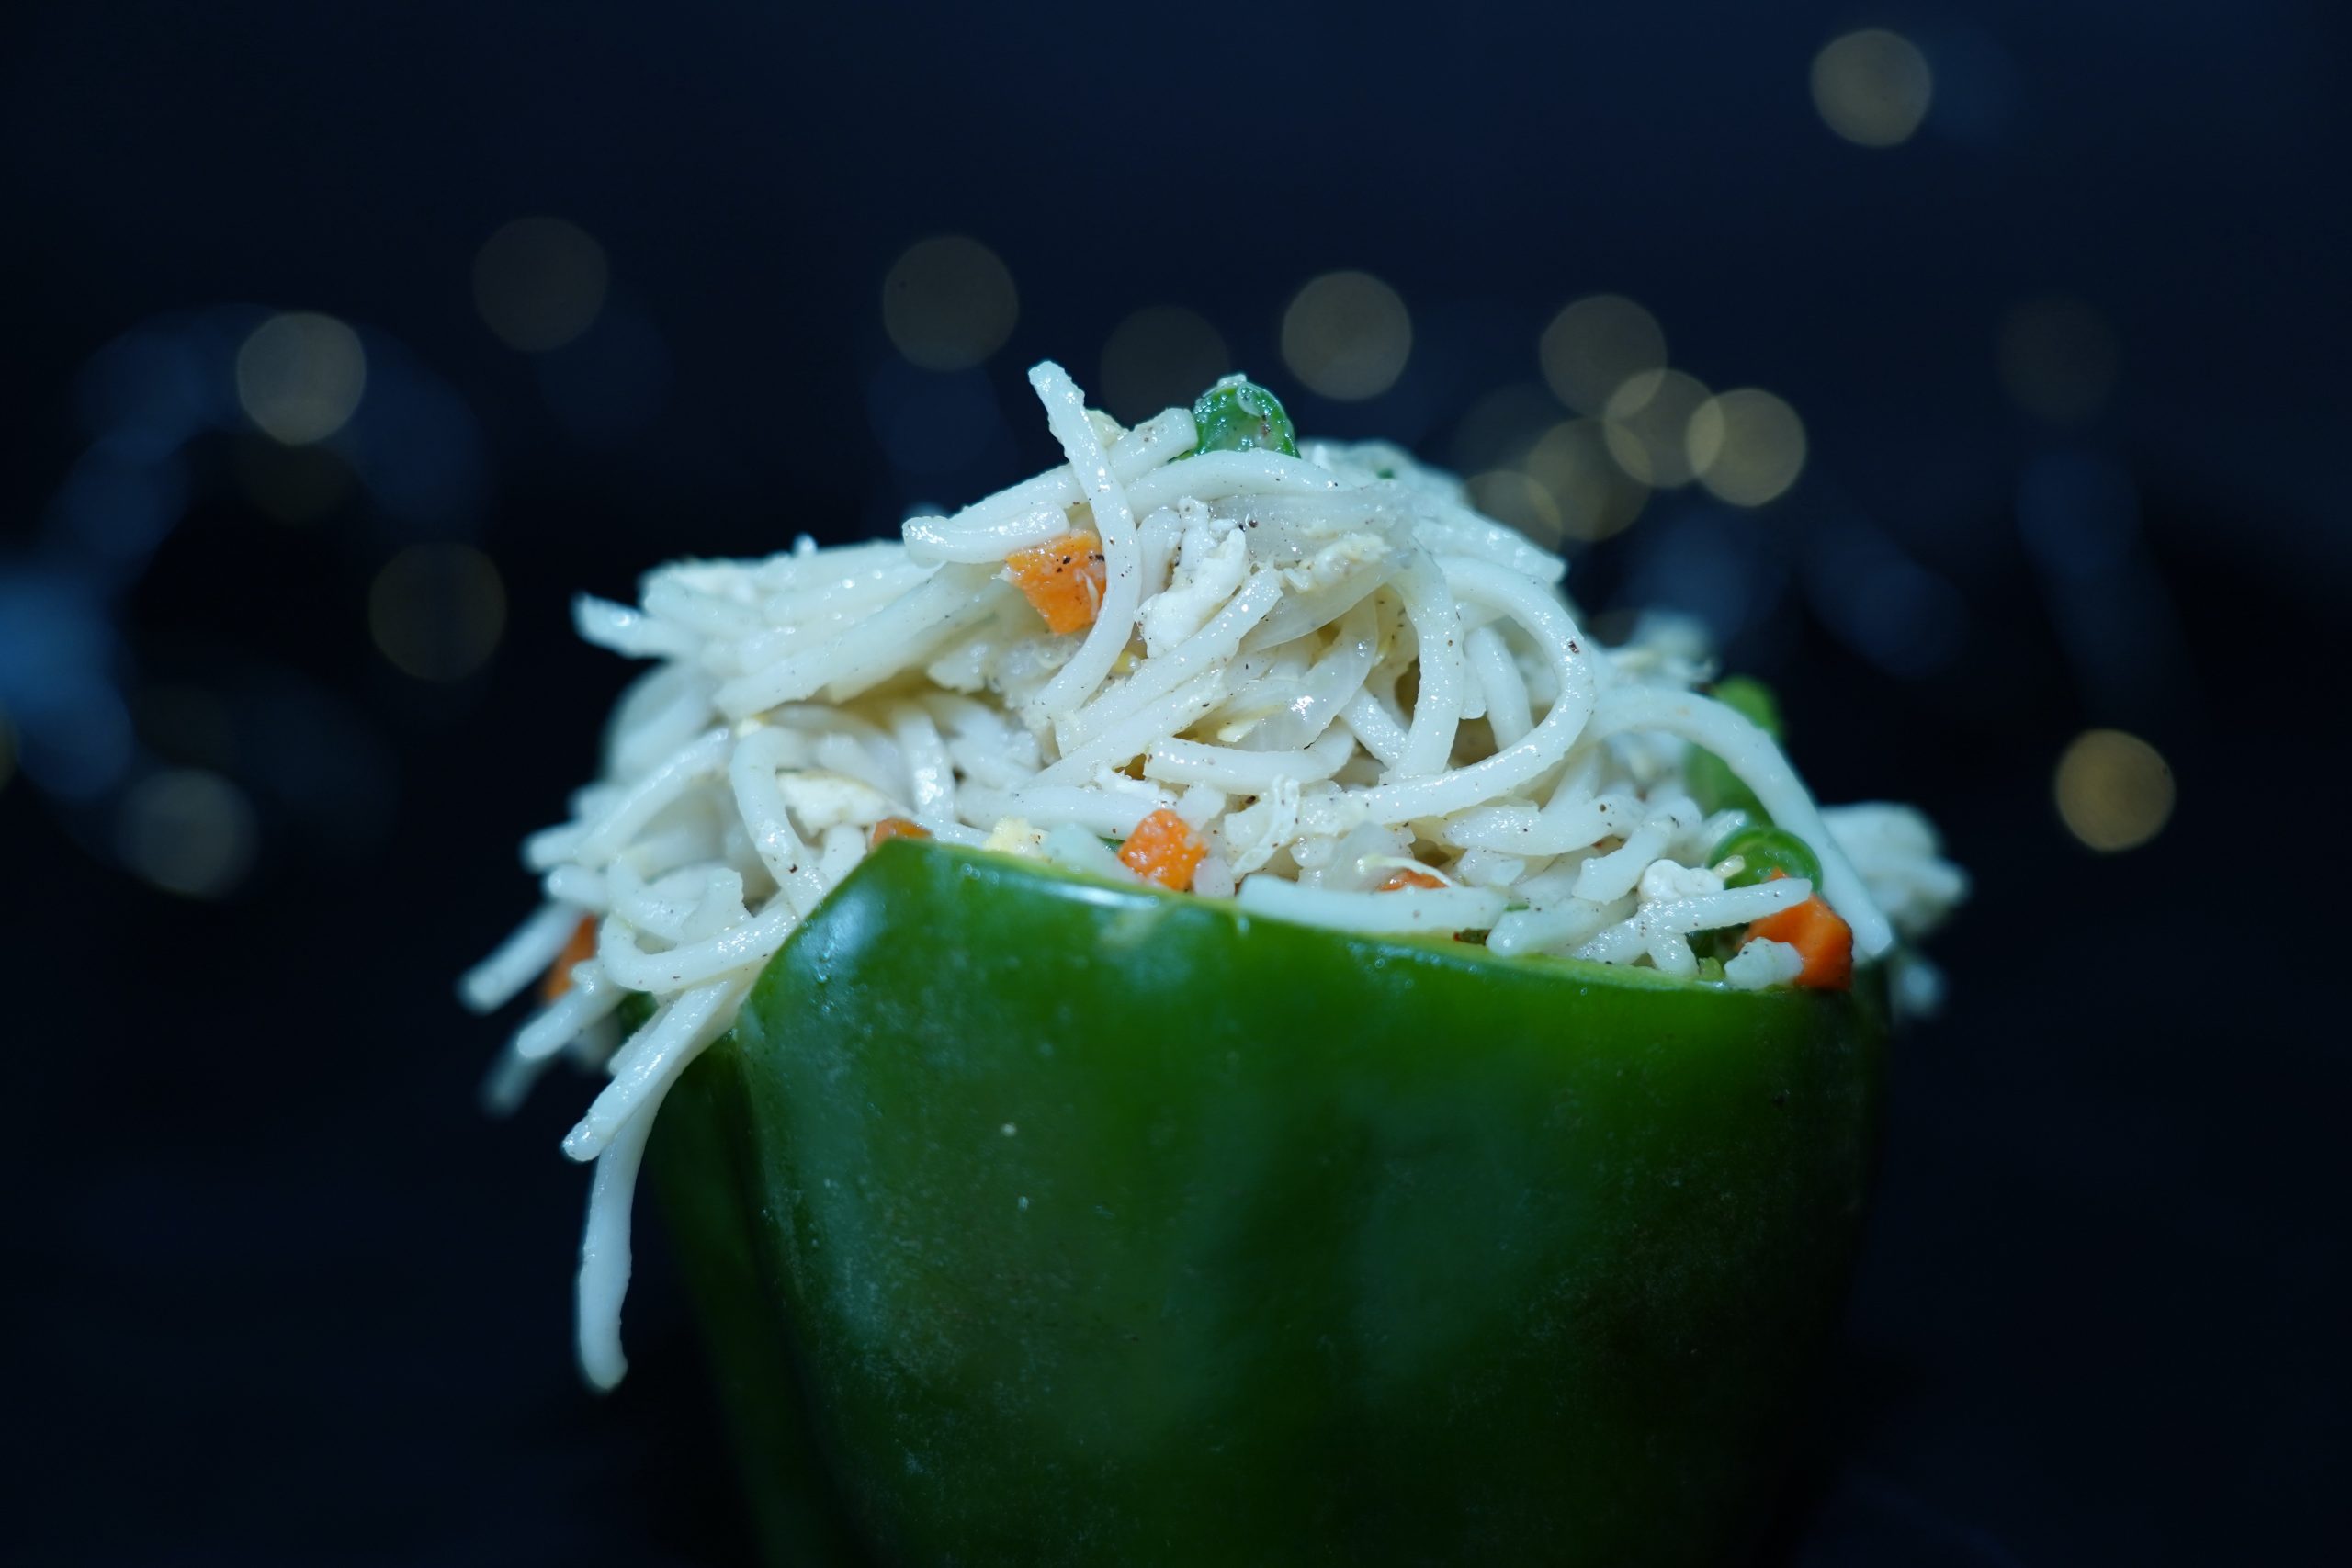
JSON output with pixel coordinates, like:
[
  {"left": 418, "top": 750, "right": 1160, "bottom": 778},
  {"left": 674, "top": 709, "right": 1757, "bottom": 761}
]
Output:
[
  {"left": 541, "top": 916, "right": 598, "bottom": 1003},
  {"left": 1746, "top": 892, "right": 1854, "bottom": 991},
  {"left": 1117, "top": 807, "right": 1206, "bottom": 892},
  {"left": 1005, "top": 531, "right": 1107, "bottom": 635},
  {"left": 869, "top": 817, "right": 932, "bottom": 850},
  {"left": 1376, "top": 868, "right": 1446, "bottom": 892}
]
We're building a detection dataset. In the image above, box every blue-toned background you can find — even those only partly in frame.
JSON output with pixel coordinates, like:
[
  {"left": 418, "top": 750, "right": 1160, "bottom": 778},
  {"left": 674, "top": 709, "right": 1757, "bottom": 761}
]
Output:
[{"left": 3, "top": 3, "right": 2343, "bottom": 1563}]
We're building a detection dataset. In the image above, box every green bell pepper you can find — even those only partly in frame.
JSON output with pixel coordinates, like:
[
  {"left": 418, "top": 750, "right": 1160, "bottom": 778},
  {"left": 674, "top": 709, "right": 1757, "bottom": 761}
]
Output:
[{"left": 650, "top": 839, "right": 1887, "bottom": 1566}]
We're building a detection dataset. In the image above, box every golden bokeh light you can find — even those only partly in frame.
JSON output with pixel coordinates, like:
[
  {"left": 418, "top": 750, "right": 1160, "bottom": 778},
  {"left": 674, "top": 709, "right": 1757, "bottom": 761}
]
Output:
[
  {"left": 2054, "top": 729, "right": 2175, "bottom": 852},
  {"left": 368, "top": 544, "right": 507, "bottom": 682},
  {"left": 1602, "top": 368, "right": 1713, "bottom": 488},
  {"left": 1524, "top": 420, "right": 1649, "bottom": 541},
  {"left": 474, "top": 216, "right": 610, "bottom": 353},
  {"left": 1280, "top": 270, "right": 1412, "bottom": 400},
  {"left": 236, "top": 312, "right": 367, "bottom": 446},
  {"left": 1539, "top": 295, "right": 1667, "bottom": 414},
  {"left": 1687, "top": 389, "right": 1808, "bottom": 506},
  {"left": 1811, "top": 29, "right": 1934, "bottom": 148},
  {"left": 1999, "top": 296, "right": 2120, "bottom": 425},
  {"left": 1466, "top": 469, "right": 1563, "bottom": 545},
  {"left": 1099, "top": 305, "right": 1229, "bottom": 422},
  {"left": 117, "top": 767, "right": 257, "bottom": 898},
  {"left": 881, "top": 235, "right": 1019, "bottom": 371}
]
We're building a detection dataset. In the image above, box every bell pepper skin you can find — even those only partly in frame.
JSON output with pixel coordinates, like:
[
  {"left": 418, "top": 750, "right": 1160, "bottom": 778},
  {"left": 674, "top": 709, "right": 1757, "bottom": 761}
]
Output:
[{"left": 649, "top": 840, "right": 1888, "bottom": 1566}]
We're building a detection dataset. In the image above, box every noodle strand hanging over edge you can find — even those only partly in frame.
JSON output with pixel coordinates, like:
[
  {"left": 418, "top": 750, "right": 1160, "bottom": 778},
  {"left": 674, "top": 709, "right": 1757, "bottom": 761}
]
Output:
[{"left": 466, "top": 359, "right": 1965, "bottom": 1387}]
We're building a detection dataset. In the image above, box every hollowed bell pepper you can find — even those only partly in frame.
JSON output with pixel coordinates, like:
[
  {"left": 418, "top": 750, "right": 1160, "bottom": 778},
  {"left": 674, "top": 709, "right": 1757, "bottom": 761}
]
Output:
[{"left": 649, "top": 838, "right": 1888, "bottom": 1567}]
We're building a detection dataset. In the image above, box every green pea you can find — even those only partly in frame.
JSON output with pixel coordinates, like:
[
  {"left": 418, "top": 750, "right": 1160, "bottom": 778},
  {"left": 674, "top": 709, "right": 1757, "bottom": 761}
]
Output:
[
  {"left": 1709, "top": 826, "right": 1822, "bottom": 891},
  {"left": 1188, "top": 377, "right": 1297, "bottom": 458},
  {"left": 1686, "top": 675, "right": 1783, "bottom": 818}
]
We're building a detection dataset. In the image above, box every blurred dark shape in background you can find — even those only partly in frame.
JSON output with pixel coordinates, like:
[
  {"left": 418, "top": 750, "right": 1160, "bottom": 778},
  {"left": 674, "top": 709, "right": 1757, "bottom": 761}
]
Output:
[{"left": 2, "top": 2, "right": 2344, "bottom": 1563}]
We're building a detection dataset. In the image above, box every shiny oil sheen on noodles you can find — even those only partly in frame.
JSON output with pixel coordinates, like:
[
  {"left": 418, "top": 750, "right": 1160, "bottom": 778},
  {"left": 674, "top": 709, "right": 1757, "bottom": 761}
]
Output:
[{"left": 459, "top": 363, "right": 1964, "bottom": 1387}]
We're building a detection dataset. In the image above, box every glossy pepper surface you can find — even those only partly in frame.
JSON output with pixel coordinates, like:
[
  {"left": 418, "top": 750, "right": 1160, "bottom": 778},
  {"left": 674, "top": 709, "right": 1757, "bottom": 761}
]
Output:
[{"left": 649, "top": 839, "right": 1888, "bottom": 1567}]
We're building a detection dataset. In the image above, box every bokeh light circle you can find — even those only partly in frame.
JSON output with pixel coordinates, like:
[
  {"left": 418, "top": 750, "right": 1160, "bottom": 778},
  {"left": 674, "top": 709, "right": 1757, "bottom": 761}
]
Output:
[
  {"left": 1602, "top": 368, "right": 1713, "bottom": 488},
  {"left": 1686, "top": 389, "right": 1808, "bottom": 506},
  {"left": 1525, "top": 420, "right": 1649, "bottom": 542},
  {"left": 117, "top": 767, "right": 258, "bottom": 897},
  {"left": 1539, "top": 295, "right": 1666, "bottom": 414},
  {"left": 1099, "top": 305, "right": 1228, "bottom": 423},
  {"left": 1811, "top": 29, "right": 1934, "bottom": 148},
  {"left": 236, "top": 313, "right": 367, "bottom": 446},
  {"left": 1280, "top": 271, "right": 1412, "bottom": 400},
  {"left": 368, "top": 544, "right": 507, "bottom": 682},
  {"left": 881, "top": 236, "right": 1019, "bottom": 371},
  {"left": 473, "top": 217, "right": 611, "bottom": 353},
  {"left": 2054, "top": 728, "right": 2175, "bottom": 852}
]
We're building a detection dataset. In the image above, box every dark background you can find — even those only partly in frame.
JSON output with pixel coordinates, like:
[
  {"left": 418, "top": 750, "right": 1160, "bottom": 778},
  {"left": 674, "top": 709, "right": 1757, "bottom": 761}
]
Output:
[{"left": 4, "top": 2, "right": 2346, "bottom": 1563}]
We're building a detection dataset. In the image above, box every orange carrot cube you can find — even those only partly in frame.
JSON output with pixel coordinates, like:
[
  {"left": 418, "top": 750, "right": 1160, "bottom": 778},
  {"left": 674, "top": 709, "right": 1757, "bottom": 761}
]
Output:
[
  {"left": 1006, "top": 531, "right": 1107, "bottom": 636},
  {"left": 1117, "top": 807, "right": 1206, "bottom": 892},
  {"left": 1746, "top": 893, "right": 1854, "bottom": 990}
]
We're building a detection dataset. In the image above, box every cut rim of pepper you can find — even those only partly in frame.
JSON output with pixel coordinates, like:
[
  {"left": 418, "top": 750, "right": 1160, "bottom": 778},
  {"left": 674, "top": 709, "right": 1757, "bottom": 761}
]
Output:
[{"left": 859, "top": 837, "right": 1885, "bottom": 1000}]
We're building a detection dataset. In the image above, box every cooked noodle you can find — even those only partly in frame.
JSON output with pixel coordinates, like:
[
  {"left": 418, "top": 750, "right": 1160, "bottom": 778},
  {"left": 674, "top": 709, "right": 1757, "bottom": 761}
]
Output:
[{"left": 464, "top": 360, "right": 1966, "bottom": 1388}]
